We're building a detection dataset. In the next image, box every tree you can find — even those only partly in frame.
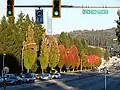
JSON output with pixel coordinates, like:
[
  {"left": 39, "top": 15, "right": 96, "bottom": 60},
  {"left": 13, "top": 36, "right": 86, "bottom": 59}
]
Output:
[
  {"left": 64, "top": 49, "right": 74, "bottom": 69},
  {"left": 31, "top": 60, "right": 39, "bottom": 73},
  {"left": 75, "top": 56, "right": 80, "bottom": 68},
  {"left": 39, "top": 33, "right": 49, "bottom": 73},
  {"left": 0, "top": 12, "right": 45, "bottom": 73},
  {"left": 24, "top": 50, "right": 36, "bottom": 72},
  {"left": 104, "top": 48, "right": 109, "bottom": 61},
  {"left": 70, "top": 45, "right": 79, "bottom": 69},
  {"left": 115, "top": 20, "right": 120, "bottom": 44},
  {"left": 81, "top": 38, "right": 88, "bottom": 54},
  {"left": 58, "top": 32, "right": 74, "bottom": 49},
  {"left": 58, "top": 45, "right": 66, "bottom": 69},
  {"left": 48, "top": 36, "right": 60, "bottom": 70},
  {"left": 23, "top": 24, "right": 37, "bottom": 73}
]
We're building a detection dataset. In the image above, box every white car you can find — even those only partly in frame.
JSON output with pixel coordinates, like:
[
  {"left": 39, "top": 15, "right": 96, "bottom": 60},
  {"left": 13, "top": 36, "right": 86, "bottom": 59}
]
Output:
[
  {"left": 40, "top": 74, "right": 52, "bottom": 80},
  {"left": 52, "top": 73, "right": 61, "bottom": 79}
]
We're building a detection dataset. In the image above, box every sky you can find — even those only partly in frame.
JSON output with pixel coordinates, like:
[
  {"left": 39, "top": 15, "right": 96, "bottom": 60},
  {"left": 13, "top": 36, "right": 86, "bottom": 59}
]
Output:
[{"left": 0, "top": 0, "right": 120, "bottom": 34}]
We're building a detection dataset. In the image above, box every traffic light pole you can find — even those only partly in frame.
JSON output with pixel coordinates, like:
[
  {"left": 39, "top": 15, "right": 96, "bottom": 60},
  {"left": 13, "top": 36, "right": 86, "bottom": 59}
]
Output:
[{"left": 14, "top": 4, "right": 120, "bottom": 8}]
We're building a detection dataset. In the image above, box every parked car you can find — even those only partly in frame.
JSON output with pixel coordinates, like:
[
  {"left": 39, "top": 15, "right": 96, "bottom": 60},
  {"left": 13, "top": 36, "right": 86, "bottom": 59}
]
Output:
[
  {"left": 52, "top": 73, "right": 61, "bottom": 79},
  {"left": 40, "top": 74, "right": 52, "bottom": 80},
  {"left": 3, "top": 74, "right": 23, "bottom": 85},
  {"left": 16, "top": 76, "right": 24, "bottom": 84},
  {"left": 23, "top": 73, "right": 35, "bottom": 83},
  {"left": 106, "top": 70, "right": 111, "bottom": 74},
  {"left": 3, "top": 74, "right": 17, "bottom": 85},
  {"left": 0, "top": 76, "right": 3, "bottom": 87},
  {"left": 35, "top": 74, "right": 41, "bottom": 79}
]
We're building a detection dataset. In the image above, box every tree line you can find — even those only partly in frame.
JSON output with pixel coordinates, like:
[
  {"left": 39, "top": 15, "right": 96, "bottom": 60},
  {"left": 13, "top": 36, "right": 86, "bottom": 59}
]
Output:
[{"left": 0, "top": 12, "right": 105, "bottom": 73}]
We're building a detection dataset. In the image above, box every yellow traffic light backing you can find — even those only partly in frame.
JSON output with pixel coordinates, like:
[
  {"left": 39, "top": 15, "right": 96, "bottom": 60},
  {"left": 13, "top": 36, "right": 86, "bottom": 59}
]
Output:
[
  {"left": 7, "top": 0, "right": 14, "bottom": 17},
  {"left": 52, "top": 0, "right": 61, "bottom": 18}
]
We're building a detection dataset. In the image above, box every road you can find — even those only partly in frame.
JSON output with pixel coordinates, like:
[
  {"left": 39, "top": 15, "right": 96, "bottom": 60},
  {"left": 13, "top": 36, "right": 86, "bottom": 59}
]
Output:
[
  {"left": 1, "top": 72, "right": 120, "bottom": 90},
  {"left": 48, "top": 72, "right": 120, "bottom": 90}
]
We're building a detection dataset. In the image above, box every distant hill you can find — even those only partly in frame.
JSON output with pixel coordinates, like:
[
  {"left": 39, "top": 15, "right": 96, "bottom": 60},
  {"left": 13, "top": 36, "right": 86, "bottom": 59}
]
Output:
[{"left": 54, "top": 27, "right": 119, "bottom": 51}]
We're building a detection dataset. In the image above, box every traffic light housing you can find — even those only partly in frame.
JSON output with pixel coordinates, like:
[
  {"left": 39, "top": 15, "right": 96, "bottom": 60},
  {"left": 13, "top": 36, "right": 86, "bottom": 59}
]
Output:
[
  {"left": 52, "top": 0, "right": 61, "bottom": 18},
  {"left": 7, "top": 0, "right": 14, "bottom": 17}
]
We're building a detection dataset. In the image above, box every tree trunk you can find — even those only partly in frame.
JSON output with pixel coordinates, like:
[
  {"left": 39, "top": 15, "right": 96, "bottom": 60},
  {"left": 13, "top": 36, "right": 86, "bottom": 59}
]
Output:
[
  {"left": 81, "top": 59, "right": 82, "bottom": 72},
  {"left": 27, "top": 69, "right": 29, "bottom": 73}
]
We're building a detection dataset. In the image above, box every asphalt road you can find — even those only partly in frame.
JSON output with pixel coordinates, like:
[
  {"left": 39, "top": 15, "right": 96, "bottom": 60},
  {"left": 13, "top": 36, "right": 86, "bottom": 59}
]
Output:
[
  {"left": 1, "top": 72, "right": 120, "bottom": 90},
  {"left": 48, "top": 72, "right": 120, "bottom": 90}
]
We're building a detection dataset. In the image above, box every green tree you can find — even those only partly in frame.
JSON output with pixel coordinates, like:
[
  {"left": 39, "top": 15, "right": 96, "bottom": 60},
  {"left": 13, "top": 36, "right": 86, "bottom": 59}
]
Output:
[
  {"left": 81, "top": 38, "right": 88, "bottom": 54},
  {"left": 24, "top": 50, "right": 36, "bottom": 72},
  {"left": 104, "top": 48, "right": 109, "bottom": 61},
  {"left": 74, "top": 38, "right": 84, "bottom": 56},
  {"left": 23, "top": 24, "right": 37, "bottom": 73},
  {"left": 115, "top": 20, "right": 120, "bottom": 44},
  {"left": 58, "top": 32, "right": 74, "bottom": 49},
  {"left": 48, "top": 36, "right": 60, "bottom": 70},
  {"left": 39, "top": 33, "right": 49, "bottom": 73},
  {"left": 31, "top": 60, "right": 39, "bottom": 73}
]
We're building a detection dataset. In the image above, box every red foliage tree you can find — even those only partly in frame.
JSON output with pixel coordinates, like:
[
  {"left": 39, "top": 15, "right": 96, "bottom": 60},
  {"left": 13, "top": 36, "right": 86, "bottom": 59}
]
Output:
[
  {"left": 70, "top": 45, "right": 79, "bottom": 68},
  {"left": 75, "top": 56, "right": 80, "bottom": 68},
  {"left": 85, "top": 55, "right": 102, "bottom": 67},
  {"left": 71, "top": 45, "right": 78, "bottom": 55},
  {"left": 58, "top": 45, "right": 66, "bottom": 69},
  {"left": 65, "top": 49, "right": 74, "bottom": 69}
]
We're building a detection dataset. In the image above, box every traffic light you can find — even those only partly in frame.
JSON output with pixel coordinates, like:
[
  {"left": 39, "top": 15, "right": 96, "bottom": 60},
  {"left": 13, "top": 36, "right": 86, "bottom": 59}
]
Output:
[
  {"left": 52, "top": 0, "right": 61, "bottom": 18},
  {"left": 7, "top": 0, "right": 14, "bottom": 17}
]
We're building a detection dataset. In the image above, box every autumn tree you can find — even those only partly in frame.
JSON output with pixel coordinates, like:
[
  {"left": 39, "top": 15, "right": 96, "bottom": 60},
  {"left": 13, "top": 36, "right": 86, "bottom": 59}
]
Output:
[
  {"left": 65, "top": 49, "right": 74, "bottom": 70},
  {"left": 70, "top": 45, "right": 79, "bottom": 69},
  {"left": 48, "top": 36, "right": 60, "bottom": 70},
  {"left": 39, "top": 33, "right": 49, "bottom": 73},
  {"left": 75, "top": 56, "right": 80, "bottom": 69},
  {"left": 58, "top": 45, "right": 66, "bottom": 69},
  {"left": 23, "top": 24, "right": 37, "bottom": 73}
]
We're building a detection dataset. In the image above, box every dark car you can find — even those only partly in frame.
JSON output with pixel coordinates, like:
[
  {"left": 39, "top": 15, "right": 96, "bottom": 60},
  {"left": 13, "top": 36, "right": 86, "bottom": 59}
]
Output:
[
  {"left": 23, "top": 73, "right": 35, "bottom": 83},
  {"left": 106, "top": 70, "right": 111, "bottom": 74},
  {"left": 3, "top": 74, "right": 23, "bottom": 85},
  {"left": 4, "top": 74, "right": 17, "bottom": 85},
  {"left": 16, "top": 76, "right": 24, "bottom": 84}
]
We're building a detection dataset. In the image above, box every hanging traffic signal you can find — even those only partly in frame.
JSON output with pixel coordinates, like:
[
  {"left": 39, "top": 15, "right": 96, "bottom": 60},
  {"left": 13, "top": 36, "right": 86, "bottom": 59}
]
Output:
[
  {"left": 7, "top": 0, "right": 14, "bottom": 17},
  {"left": 52, "top": 0, "right": 61, "bottom": 18}
]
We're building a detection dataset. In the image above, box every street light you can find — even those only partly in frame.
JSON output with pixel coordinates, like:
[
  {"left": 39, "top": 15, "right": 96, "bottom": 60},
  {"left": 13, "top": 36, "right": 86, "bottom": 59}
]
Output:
[{"left": 104, "top": 67, "right": 107, "bottom": 90}]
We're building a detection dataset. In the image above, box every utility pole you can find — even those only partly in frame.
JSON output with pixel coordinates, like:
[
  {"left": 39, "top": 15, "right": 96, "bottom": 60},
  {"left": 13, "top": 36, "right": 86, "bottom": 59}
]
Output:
[
  {"left": 2, "top": 54, "right": 6, "bottom": 77},
  {"left": 21, "top": 41, "right": 25, "bottom": 74}
]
